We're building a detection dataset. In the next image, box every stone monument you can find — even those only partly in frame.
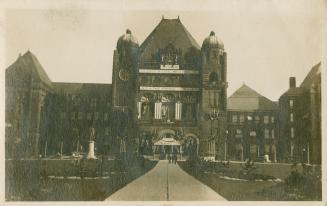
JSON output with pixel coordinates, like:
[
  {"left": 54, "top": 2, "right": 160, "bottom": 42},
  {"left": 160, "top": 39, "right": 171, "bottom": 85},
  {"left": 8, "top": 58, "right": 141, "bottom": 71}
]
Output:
[{"left": 87, "top": 127, "right": 97, "bottom": 159}]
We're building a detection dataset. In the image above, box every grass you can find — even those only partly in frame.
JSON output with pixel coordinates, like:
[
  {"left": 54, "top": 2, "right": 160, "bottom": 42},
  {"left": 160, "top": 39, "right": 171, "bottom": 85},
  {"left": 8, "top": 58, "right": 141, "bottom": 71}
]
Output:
[
  {"left": 6, "top": 158, "right": 157, "bottom": 201},
  {"left": 197, "top": 172, "right": 277, "bottom": 201},
  {"left": 179, "top": 161, "right": 322, "bottom": 201}
]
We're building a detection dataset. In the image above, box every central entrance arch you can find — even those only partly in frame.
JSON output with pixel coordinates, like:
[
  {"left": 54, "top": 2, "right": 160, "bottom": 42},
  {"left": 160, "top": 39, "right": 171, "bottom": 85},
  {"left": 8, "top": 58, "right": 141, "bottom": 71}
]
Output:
[
  {"left": 157, "top": 129, "right": 176, "bottom": 139},
  {"left": 182, "top": 133, "right": 199, "bottom": 159},
  {"left": 153, "top": 129, "right": 180, "bottom": 160}
]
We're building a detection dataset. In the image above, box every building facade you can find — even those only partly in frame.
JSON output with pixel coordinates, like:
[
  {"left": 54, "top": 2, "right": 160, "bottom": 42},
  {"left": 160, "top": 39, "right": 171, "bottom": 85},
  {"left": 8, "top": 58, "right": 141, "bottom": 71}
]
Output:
[
  {"left": 112, "top": 18, "right": 228, "bottom": 159},
  {"left": 226, "top": 85, "right": 279, "bottom": 162},
  {"left": 5, "top": 51, "right": 52, "bottom": 158},
  {"left": 5, "top": 17, "right": 321, "bottom": 164},
  {"left": 5, "top": 17, "right": 228, "bottom": 160},
  {"left": 279, "top": 63, "right": 321, "bottom": 164},
  {"left": 5, "top": 51, "right": 114, "bottom": 158}
]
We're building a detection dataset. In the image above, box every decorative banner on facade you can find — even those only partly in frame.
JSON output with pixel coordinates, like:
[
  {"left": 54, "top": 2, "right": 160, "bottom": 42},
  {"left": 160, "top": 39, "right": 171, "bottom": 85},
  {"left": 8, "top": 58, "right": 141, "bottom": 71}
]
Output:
[
  {"left": 139, "top": 69, "right": 199, "bottom": 74},
  {"left": 140, "top": 86, "right": 200, "bottom": 91},
  {"left": 175, "top": 102, "right": 182, "bottom": 120},
  {"left": 154, "top": 102, "right": 162, "bottom": 119}
]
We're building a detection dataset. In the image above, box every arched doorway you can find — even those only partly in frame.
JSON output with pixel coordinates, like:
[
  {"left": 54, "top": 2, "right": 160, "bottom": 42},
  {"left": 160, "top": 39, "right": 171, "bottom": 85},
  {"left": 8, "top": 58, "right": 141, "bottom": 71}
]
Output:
[
  {"left": 153, "top": 129, "right": 179, "bottom": 160},
  {"left": 182, "top": 133, "right": 199, "bottom": 160},
  {"left": 157, "top": 129, "right": 176, "bottom": 139}
]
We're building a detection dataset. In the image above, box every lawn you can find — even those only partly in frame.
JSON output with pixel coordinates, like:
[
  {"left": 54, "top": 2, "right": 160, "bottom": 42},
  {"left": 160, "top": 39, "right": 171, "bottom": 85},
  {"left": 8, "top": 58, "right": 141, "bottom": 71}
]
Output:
[
  {"left": 197, "top": 172, "right": 277, "bottom": 201},
  {"left": 6, "top": 157, "right": 157, "bottom": 201},
  {"left": 179, "top": 160, "right": 322, "bottom": 201}
]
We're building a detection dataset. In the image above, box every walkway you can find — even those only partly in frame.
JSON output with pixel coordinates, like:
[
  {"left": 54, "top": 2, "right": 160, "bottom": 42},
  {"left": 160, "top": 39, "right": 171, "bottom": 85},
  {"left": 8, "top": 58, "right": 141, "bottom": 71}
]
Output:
[{"left": 105, "top": 160, "right": 226, "bottom": 201}]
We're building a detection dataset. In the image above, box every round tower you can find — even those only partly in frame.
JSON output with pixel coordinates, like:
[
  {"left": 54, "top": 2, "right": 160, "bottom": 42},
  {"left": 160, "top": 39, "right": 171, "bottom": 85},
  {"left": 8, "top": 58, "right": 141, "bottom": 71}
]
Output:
[
  {"left": 113, "top": 29, "right": 139, "bottom": 109},
  {"left": 200, "top": 31, "right": 227, "bottom": 160},
  {"left": 112, "top": 29, "right": 140, "bottom": 159}
]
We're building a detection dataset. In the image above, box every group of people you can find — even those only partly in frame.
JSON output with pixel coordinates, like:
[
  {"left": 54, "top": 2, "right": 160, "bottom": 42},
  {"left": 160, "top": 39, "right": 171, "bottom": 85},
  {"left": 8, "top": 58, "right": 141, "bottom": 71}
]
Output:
[{"left": 168, "top": 154, "right": 178, "bottom": 164}]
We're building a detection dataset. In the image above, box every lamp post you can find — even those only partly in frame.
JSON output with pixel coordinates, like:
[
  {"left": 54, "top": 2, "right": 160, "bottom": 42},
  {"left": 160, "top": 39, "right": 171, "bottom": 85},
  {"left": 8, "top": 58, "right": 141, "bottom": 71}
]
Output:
[
  {"left": 307, "top": 142, "right": 310, "bottom": 165},
  {"left": 209, "top": 108, "right": 219, "bottom": 160},
  {"left": 225, "top": 130, "right": 229, "bottom": 161}
]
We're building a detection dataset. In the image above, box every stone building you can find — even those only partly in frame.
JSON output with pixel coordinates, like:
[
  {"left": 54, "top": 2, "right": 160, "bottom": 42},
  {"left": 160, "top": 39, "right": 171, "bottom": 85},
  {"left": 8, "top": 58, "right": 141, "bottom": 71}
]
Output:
[
  {"left": 7, "top": 17, "right": 320, "bottom": 163},
  {"left": 226, "top": 84, "right": 278, "bottom": 162},
  {"left": 5, "top": 17, "right": 228, "bottom": 159},
  {"left": 112, "top": 17, "right": 228, "bottom": 159},
  {"left": 278, "top": 63, "right": 321, "bottom": 164},
  {"left": 5, "top": 51, "right": 114, "bottom": 158},
  {"left": 5, "top": 51, "right": 52, "bottom": 158}
]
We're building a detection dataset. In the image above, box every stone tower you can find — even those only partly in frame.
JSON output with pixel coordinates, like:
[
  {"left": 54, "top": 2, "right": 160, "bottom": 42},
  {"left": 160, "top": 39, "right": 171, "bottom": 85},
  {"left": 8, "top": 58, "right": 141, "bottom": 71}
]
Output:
[
  {"left": 112, "top": 29, "right": 140, "bottom": 153},
  {"left": 200, "top": 31, "right": 228, "bottom": 159}
]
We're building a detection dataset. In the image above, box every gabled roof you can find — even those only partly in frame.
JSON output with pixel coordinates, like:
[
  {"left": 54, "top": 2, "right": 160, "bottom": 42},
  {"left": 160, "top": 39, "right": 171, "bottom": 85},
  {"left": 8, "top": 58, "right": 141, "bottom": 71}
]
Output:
[
  {"left": 53, "top": 82, "right": 112, "bottom": 96},
  {"left": 140, "top": 18, "right": 200, "bottom": 60},
  {"left": 280, "top": 62, "right": 321, "bottom": 98},
  {"left": 300, "top": 62, "right": 321, "bottom": 90},
  {"left": 227, "top": 84, "right": 278, "bottom": 111},
  {"left": 280, "top": 87, "right": 304, "bottom": 97},
  {"left": 6, "top": 51, "right": 52, "bottom": 87}
]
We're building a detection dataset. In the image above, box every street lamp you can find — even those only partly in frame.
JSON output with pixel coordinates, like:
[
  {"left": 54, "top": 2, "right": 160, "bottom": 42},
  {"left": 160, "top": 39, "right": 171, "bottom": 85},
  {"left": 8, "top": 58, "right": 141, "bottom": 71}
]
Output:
[
  {"left": 225, "top": 130, "right": 229, "bottom": 161},
  {"left": 209, "top": 108, "right": 219, "bottom": 160}
]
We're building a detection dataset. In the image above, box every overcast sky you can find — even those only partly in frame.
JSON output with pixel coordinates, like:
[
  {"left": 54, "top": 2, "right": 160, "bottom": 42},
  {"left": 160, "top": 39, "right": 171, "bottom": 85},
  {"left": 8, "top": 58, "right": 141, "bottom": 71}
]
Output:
[{"left": 3, "top": 0, "right": 326, "bottom": 101}]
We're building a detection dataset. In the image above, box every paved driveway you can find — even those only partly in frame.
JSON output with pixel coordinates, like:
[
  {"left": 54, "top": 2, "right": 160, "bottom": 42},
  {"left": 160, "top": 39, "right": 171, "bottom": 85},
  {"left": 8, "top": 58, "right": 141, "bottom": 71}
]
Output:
[{"left": 105, "top": 160, "right": 226, "bottom": 201}]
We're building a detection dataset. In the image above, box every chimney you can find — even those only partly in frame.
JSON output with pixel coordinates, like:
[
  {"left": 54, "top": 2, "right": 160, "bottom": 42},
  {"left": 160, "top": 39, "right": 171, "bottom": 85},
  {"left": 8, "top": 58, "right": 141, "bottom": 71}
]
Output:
[{"left": 289, "top": 77, "right": 296, "bottom": 88}]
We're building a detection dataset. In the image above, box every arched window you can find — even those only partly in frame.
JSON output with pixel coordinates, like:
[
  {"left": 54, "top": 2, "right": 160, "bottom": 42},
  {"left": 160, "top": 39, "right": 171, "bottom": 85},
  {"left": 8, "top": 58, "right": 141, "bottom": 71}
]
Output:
[{"left": 209, "top": 72, "right": 219, "bottom": 85}]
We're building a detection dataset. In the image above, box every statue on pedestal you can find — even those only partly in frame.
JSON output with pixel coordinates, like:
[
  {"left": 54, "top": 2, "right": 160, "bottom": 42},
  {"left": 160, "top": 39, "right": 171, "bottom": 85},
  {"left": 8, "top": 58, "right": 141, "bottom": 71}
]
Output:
[{"left": 87, "top": 127, "right": 97, "bottom": 159}]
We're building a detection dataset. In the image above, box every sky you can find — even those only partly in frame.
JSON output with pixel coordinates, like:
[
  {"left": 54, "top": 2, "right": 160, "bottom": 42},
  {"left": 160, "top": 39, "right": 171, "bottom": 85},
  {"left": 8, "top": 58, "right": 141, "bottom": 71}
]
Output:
[{"left": 2, "top": 0, "right": 326, "bottom": 101}]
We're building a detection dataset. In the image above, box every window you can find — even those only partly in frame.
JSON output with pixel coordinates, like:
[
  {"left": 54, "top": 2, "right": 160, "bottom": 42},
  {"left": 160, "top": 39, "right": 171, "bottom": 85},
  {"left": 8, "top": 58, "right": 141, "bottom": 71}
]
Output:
[
  {"left": 290, "top": 113, "right": 294, "bottom": 122},
  {"left": 271, "top": 116, "right": 275, "bottom": 123},
  {"left": 289, "top": 99, "right": 294, "bottom": 109},
  {"left": 78, "top": 112, "right": 83, "bottom": 120},
  {"left": 255, "top": 115, "right": 260, "bottom": 121},
  {"left": 264, "top": 129, "right": 269, "bottom": 139},
  {"left": 73, "top": 97, "right": 80, "bottom": 107},
  {"left": 60, "top": 112, "right": 66, "bottom": 119},
  {"left": 209, "top": 72, "right": 219, "bottom": 86},
  {"left": 264, "top": 115, "right": 269, "bottom": 124},
  {"left": 219, "top": 55, "right": 224, "bottom": 66},
  {"left": 71, "top": 112, "right": 76, "bottom": 120},
  {"left": 87, "top": 112, "right": 92, "bottom": 120},
  {"left": 235, "top": 129, "right": 242, "bottom": 138},
  {"left": 271, "top": 129, "right": 275, "bottom": 139},
  {"left": 239, "top": 115, "right": 245, "bottom": 123},
  {"left": 105, "top": 127, "right": 110, "bottom": 135},
  {"left": 264, "top": 144, "right": 270, "bottom": 153},
  {"left": 104, "top": 113, "right": 109, "bottom": 121},
  {"left": 90, "top": 98, "right": 97, "bottom": 108},
  {"left": 232, "top": 115, "right": 238, "bottom": 123},
  {"left": 250, "top": 131, "right": 256, "bottom": 136},
  {"left": 247, "top": 115, "right": 253, "bottom": 121},
  {"left": 94, "top": 112, "right": 99, "bottom": 120},
  {"left": 106, "top": 102, "right": 111, "bottom": 108},
  {"left": 291, "top": 128, "right": 294, "bottom": 138}
]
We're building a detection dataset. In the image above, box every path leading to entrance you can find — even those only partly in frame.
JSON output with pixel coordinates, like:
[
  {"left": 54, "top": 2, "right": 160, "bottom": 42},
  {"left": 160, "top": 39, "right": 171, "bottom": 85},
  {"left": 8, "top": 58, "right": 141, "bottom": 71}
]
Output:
[{"left": 105, "top": 160, "right": 226, "bottom": 201}]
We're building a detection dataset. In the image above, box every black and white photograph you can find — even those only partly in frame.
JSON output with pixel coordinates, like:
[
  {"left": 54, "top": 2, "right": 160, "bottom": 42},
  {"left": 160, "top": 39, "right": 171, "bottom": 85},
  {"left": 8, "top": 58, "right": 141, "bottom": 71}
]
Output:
[{"left": 1, "top": 0, "right": 326, "bottom": 204}]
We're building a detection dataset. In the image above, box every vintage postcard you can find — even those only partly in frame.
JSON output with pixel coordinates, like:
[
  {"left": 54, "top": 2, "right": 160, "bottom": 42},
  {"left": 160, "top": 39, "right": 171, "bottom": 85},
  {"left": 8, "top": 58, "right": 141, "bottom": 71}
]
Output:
[{"left": 0, "top": 0, "right": 326, "bottom": 205}]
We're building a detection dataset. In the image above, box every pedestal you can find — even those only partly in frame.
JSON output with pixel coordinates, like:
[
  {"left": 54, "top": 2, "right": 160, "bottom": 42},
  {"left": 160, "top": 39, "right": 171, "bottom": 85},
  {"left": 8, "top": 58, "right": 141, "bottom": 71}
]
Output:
[{"left": 87, "top": 141, "right": 96, "bottom": 159}]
